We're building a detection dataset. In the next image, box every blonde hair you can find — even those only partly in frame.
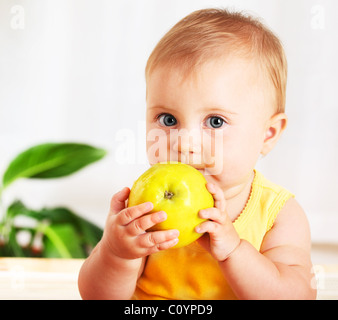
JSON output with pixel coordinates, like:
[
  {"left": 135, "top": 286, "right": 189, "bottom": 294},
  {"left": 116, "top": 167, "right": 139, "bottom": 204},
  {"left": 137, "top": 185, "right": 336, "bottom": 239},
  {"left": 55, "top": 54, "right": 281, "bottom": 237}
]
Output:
[{"left": 145, "top": 8, "right": 287, "bottom": 113}]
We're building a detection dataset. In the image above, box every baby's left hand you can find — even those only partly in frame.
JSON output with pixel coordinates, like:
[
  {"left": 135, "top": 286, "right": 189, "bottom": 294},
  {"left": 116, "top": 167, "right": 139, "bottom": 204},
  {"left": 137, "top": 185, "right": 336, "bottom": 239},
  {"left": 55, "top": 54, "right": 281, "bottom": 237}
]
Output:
[{"left": 196, "top": 183, "right": 241, "bottom": 262}]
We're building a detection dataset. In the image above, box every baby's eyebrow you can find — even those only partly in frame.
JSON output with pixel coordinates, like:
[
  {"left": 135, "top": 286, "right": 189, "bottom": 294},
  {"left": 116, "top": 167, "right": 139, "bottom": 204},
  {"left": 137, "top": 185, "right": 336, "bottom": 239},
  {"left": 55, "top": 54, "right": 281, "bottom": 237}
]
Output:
[
  {"left": 147, "top": 105, "right": 174, "bottom": 111},
  {"left": 148, "top": 105, "right": 238, "bottom": 116},
  {"left": 206, "top": 107, "right": 238, "bottom": 116},
  {"left": 147, "top": 105, "right": 181, "bottom": 115}
]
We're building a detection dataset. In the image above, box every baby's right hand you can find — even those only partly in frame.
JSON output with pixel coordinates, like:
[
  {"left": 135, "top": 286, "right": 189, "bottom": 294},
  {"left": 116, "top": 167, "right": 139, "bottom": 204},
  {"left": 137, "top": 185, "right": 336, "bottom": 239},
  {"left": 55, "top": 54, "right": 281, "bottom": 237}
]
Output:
[{"left": 102, "top": 187, "right": 179, "bottom": 260}]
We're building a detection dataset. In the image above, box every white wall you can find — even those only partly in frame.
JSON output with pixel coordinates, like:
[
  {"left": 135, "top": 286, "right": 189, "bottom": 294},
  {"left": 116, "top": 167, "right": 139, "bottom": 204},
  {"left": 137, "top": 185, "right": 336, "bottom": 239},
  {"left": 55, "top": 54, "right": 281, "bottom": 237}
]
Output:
[{"left": 0, "top": 0, "right": 337, "bottom": 243}]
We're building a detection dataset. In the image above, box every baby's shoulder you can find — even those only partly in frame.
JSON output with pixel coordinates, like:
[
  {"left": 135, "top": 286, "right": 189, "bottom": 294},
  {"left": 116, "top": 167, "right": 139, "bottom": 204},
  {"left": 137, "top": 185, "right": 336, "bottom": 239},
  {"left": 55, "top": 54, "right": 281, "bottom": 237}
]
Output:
[
  {"left": 254, "top": 171, "right": 294, "bottom": 218},
  {"left": 263, "top": 197, "right": 312, "bottom": 252}
]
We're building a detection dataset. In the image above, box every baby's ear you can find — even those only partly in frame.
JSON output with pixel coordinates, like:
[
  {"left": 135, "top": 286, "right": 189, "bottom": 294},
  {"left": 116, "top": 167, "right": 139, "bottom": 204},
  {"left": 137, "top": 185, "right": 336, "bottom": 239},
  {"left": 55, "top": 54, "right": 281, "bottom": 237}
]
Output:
[{"left": 261, "top": 113, "right": 288, "bottom": 156}]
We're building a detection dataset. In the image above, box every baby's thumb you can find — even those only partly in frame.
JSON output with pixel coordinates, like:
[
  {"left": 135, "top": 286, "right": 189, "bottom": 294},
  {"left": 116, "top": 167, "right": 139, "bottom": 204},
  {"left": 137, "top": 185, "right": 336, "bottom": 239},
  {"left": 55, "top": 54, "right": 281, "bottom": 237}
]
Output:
[{"left": 109, "top": 187, "right": 130, "bottom": 215}]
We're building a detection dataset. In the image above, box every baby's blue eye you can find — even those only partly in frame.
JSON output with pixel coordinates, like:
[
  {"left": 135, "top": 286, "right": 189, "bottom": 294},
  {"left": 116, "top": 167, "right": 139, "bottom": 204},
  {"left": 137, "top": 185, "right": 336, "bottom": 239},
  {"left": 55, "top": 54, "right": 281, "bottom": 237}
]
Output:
[
  {"left": 206, "top": 116, "right": 225, "bottom": 129},
  {"left": 158, "top": 114, "right": 177, "bottom": 127}
]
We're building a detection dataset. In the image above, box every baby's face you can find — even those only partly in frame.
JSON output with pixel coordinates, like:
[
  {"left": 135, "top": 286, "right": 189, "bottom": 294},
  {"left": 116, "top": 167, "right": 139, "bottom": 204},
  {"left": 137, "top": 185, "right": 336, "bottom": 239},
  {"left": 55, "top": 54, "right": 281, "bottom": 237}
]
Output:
[{"left": 146, "top": 57, "right": 274, "bottom": 193}]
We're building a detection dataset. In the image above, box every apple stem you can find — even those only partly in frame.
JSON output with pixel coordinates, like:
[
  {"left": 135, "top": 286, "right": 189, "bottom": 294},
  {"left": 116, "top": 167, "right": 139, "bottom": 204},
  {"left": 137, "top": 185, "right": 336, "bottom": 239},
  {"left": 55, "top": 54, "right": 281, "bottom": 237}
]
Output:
[{"left": 164, "top": 191, "right": 174, "bottom": 200}]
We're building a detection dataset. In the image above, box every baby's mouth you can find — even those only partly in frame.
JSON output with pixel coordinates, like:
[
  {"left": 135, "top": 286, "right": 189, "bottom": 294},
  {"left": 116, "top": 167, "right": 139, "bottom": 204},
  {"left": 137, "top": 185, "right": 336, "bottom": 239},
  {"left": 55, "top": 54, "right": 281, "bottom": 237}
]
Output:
[
  {"left": 176, "top": 156, "right": 204, "bottom": 169},
  {"left": 187, "top": 162, "right": 220, "bottom": 177},
  {"left": 178, "top": 157, "right": 215, "bottom": 169},
  {"left": 188, "top": 164, "right": 205, "bottom": 170},
  {"left": 171, "top": 152, "right": 218, "bottom": 173}
]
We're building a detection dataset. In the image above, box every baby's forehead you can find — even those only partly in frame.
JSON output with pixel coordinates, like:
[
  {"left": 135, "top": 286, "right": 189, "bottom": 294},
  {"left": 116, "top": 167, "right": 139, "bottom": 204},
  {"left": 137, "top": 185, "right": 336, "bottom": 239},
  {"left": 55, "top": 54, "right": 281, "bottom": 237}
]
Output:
[
  {"left": 146, "top": 57, "right": 275, "bottom": 116},
  {"left": 147, "top": 55, "right": 266, "bottom": 92}
]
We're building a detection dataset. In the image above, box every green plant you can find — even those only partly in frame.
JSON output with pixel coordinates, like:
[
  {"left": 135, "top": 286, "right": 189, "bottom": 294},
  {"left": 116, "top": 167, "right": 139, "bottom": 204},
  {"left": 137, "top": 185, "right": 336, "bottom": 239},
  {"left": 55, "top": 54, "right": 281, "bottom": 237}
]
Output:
[{"left": 0, "top": 142, "right": 106, "bottom": 258}]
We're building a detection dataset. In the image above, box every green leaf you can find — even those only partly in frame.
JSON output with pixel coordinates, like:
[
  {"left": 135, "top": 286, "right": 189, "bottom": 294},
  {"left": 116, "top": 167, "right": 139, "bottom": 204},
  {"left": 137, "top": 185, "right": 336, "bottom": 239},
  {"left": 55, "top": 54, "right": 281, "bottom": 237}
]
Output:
[
  {"left": 76, "top": 216, "right": 103, "bottom": 248},
  {"left": 4, "top": 201, "right": 103, "bottom": 258},
  {"left": 42, "top": 224, "right": 85, "bottom": 258},
  {"left": 2, "top": 142, "right": 107, "bottom": 189},
  {"left": 7, "top": 227, "right": 28, "bottom": 257},
  {"left": 7, "top": 201, "right": 76, "bottom": 223},
  {"left": 6, "top": 201, "right": 30, "bottom": 219},
  {"left": 7, "top": 201, "right": 103, "bottom": 245}
]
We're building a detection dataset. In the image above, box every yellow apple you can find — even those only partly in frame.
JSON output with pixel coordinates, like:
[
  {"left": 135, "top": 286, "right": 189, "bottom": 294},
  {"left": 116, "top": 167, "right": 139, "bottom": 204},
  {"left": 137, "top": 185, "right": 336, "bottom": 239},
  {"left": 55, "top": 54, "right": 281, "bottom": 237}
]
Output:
[{"left": 128, "top": 162, "right": 214, "bottom": 248}]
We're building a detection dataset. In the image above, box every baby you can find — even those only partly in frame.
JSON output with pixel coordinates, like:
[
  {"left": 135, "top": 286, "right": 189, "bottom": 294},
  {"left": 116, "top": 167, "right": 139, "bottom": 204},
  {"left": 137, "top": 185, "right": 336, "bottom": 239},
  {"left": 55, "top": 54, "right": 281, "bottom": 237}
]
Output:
[{"left": 78, "top": 8, "right": 316, "bottom": 300}]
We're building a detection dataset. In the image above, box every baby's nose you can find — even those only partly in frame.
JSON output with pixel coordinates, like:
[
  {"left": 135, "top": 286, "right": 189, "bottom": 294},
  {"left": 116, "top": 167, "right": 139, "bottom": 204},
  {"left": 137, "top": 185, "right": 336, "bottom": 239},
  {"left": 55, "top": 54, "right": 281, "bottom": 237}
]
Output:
[
  {"left": 174, "top": 139, "right": 201, "bottom": 155},
  {"left": 172, "top": 129, "right": 202, "bottom": 155}
]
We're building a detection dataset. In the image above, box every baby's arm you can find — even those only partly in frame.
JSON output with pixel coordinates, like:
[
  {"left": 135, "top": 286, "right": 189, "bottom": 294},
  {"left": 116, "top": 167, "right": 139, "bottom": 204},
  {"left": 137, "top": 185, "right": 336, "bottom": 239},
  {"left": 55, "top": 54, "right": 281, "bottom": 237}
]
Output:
[
  {"left": 220, "top": 198, "right": 316, "bottom": 299},
  {"left": 78, "top": 187, "right": 179, "bottom": 300},
  {"left": 197, "top": 184, "right": 316, "bottom": 300}
]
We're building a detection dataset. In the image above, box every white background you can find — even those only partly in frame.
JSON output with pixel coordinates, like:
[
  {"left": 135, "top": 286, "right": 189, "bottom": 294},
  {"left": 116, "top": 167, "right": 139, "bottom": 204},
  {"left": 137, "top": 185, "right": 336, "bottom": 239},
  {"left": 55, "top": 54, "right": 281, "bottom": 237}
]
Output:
[{"left": 0, "top": 0, "right": 337, "bottom": 244}]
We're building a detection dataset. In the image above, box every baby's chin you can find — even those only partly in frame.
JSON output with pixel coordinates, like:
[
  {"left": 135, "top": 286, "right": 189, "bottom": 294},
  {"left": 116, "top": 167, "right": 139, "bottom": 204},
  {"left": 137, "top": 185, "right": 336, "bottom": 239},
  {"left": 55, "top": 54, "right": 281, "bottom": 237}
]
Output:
[{"left": 189, "top": 166, "right": 224, "bottom": 181}]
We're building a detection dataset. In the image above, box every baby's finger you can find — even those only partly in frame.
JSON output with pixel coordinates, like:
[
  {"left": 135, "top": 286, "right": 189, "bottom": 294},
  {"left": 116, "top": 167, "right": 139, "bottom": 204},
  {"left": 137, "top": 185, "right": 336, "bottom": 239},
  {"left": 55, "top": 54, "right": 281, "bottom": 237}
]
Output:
[
  {"left": 110, "top": 187, "right": 130, "bottom": 215},
  {"left": 199, "top": 207, "right": 226, "bottom": 224},
  {"left": 138, "top": 229, "right": 179, "bottom": 249},
  {"left": 149, "top": 238, "right": 180, "bottom": 253},
  {"left": 195, "top": 220, "right": 217, "bottom": 235},
  {"left": 127, "top": 211, "right": 167, "bottom": 236},
  {"left": 206, "top": 183, "right": 226, "bottom": 212},
  {"left": 117, "top": 202, "right": 154, "bottom": 226}
]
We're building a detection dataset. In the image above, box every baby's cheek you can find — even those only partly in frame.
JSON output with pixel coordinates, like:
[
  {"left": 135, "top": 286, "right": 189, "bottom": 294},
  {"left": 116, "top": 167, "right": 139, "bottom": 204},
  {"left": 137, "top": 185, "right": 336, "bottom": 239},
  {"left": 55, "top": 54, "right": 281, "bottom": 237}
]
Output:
[
  {"left": 146, "top": 129, "right": 171, "bottom": 164},
  {"left": 202, "top": 130, "right": 225, "bottom": 175}
]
